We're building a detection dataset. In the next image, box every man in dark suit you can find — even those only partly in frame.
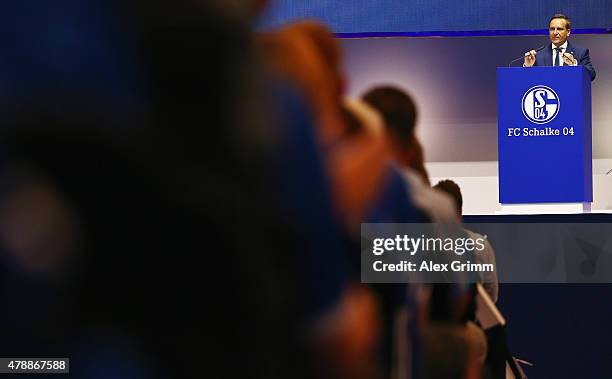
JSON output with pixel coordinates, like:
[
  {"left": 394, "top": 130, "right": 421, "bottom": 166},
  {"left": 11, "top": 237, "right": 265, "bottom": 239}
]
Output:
[{"left": 523, "top": 13, "right": 596, "bottom": 81}]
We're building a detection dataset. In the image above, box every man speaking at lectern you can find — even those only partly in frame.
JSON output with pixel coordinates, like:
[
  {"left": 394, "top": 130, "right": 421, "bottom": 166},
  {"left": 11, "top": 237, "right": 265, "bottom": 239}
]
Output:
[{"left": 523, "top": 13, "right": 596, "bottom": 81}]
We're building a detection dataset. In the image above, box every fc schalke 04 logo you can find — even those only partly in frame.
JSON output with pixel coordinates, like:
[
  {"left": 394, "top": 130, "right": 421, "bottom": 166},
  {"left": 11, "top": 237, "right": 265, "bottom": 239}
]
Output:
[{"left": 521, "top": 85, "right": 560, "bottom": 124}]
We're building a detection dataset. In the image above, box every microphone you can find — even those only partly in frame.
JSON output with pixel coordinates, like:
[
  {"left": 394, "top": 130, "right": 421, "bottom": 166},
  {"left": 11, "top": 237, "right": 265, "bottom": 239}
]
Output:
[{"left": 508, "top": 45, "right": 546, "bottom": 67}]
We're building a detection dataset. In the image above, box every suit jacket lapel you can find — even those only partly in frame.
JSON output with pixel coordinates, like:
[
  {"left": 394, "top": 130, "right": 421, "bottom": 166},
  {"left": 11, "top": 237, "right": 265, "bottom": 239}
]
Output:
[
  {"left": 543, "top": 44, "right": 553, "bottom": 66},
  {"left": 566, "top": 42, "right": 576, "bottom": 59}
]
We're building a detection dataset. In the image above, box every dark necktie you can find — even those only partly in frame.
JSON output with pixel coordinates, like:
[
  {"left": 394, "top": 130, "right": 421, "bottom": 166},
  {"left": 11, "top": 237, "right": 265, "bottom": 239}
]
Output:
[{"left": 553, "top": 47, "right": 563, "bottom": 66}]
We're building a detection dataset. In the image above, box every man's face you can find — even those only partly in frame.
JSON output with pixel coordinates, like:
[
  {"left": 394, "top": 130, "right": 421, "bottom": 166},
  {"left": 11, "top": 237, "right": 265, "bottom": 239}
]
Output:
[{"left": 549, "top": 18, "right": 570, "bottom": 46}]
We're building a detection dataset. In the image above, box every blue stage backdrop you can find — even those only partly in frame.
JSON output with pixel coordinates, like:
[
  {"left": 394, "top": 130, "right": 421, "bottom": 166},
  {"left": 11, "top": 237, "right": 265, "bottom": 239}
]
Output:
[{"left": 259, "top": 1, "right": 612, "bottom": 35}]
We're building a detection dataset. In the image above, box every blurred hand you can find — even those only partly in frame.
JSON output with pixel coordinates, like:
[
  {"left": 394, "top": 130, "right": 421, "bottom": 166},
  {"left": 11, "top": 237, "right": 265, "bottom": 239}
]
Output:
[
  {"left": 523, "top": 50, "right": 536, "bottom": 67},
  {"left": 316, "top": 284, "right": 381, "bottom": 379},
  {"left": 562, "top": 52, "right": 577, "bottom": 65}
]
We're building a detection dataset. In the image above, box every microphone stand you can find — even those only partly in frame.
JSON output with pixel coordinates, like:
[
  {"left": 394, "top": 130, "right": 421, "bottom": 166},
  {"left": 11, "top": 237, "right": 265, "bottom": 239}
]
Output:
[{"left": 508, "top": 45, "right": 547, "bottom": 67}]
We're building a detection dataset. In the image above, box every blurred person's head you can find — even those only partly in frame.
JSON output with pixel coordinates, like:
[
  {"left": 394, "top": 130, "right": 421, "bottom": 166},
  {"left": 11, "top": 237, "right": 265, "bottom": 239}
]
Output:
[
  {"left": 433, "top": 179, "right": 463, "bottom": 217},
  {"left": 362, "top": 85, "right": 434, "bottom": 186},
  {"left": 257, "top": 21, "right": 346, "bottom": 146},
  {"left": 258, "top": 23, "right": 397, "bottom": 230},
  {"left": 0, "top": 2, "right": 310, "bottom": 378},
  {"left": 330, "top": 98, "right": 392, "bottom": 229},
  {"left": 362, "top": 86, "right": 418, "bottom": 165},
  {"left": 290, "top": 21, "right": 345, "bottom": 97},
  {"left": 131, "top": 0, "right": 265, "bottom": 162}
]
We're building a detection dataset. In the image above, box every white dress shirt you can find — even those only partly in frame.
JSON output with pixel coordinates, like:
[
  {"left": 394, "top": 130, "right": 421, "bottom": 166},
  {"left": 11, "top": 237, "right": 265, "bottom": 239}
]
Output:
[{"left": 552, "top": 41, "right": 577, "bottom": 66}]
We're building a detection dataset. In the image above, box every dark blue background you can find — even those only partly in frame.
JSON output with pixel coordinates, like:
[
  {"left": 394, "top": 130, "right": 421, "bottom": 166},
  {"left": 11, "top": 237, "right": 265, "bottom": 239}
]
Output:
[
  {"left": 259, "top": 0, "right": 612, "bottom": 34},
  {"left": 466, "top": 214, "right": 612, "bottom": 378}
]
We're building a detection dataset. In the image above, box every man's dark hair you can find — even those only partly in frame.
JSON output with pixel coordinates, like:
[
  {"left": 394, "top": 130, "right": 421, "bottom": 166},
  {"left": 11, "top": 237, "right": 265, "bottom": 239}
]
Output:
[
  {"left": 550, "top": 13, "right": 571, "bottom": 29},
  {"left": 433, "top": 179, "right": 463, "bottom": 215},
  {"left": 362, "top": 86, "right": 417, "bottom": 151}
]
